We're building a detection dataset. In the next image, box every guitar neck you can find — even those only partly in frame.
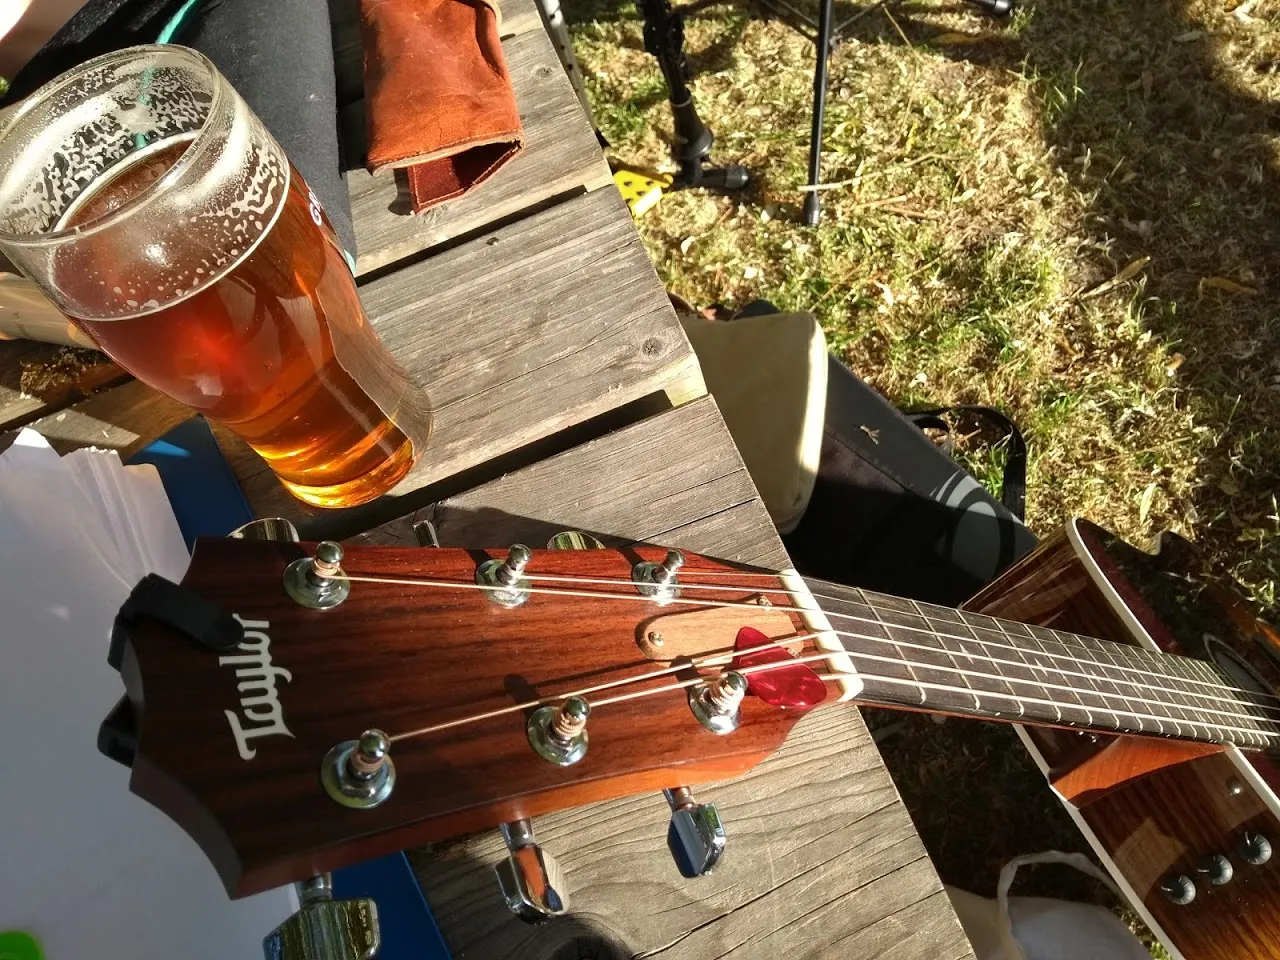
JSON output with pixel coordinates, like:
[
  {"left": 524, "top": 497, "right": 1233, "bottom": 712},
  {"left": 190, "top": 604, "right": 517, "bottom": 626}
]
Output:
[{"left": 804, "top": 577, "right": 1280, "bottom": 750}]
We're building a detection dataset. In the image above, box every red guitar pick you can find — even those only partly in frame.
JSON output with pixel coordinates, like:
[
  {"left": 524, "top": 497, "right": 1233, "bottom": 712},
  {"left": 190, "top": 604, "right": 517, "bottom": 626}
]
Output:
[{"left": 732, "top": 626, "right": 828, "bottom": 709}]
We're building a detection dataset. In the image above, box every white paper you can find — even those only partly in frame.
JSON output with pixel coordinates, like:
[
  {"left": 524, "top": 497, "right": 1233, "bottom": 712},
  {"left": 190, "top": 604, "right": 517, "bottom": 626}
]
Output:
[{"left": 0, "top": 430, "right": 293, "bottom": 958}]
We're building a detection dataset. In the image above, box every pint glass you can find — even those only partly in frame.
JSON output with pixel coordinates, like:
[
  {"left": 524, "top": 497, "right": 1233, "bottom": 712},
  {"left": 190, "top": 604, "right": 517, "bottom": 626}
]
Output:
[{"left": 0, "top": 46, "right": 431, "bottom": 508}]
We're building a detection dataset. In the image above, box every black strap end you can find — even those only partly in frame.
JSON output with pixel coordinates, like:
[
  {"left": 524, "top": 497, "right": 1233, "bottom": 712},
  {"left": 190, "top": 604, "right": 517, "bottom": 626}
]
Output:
[{"left": 109, "top": 573, "right": 244, "bottom": 672}]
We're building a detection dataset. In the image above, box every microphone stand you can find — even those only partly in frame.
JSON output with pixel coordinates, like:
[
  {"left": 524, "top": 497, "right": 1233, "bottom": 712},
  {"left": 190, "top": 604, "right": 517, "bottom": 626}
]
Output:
[{"left": 639, "top": 0, "right": 750, "bottom": 191}]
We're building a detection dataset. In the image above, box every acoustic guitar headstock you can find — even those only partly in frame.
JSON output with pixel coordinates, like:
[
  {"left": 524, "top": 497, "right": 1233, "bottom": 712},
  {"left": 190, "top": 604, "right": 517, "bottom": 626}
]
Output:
[{"left": 101, "top": 530, "right": 852, "bottom": 900}]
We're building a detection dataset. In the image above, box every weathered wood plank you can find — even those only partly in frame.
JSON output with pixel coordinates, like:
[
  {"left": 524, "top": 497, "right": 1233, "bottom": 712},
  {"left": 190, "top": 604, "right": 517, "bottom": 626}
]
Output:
[
  {"left": 13, "top": 188, "right": 703, "bottom": 514},
  {"left": 331, "top": 0, "right": 544, "bottom": 109},
  {"left": 15, "top": 379, "right": 189, "bottom": 457},
  {"left": 232, "top": 186, "right": 703, "bottom": 520},
  {"left": 350, "top": 399, "right": 972, "bottom": 959},
  {"left": 411, "top": 709, "right": 972, "bottom": 960},
  {"left": 355, "top": 397, "right": 778, "bottom": 565},
  {"left": 343, "top": 23, "right": 613, "bottom": 276}
]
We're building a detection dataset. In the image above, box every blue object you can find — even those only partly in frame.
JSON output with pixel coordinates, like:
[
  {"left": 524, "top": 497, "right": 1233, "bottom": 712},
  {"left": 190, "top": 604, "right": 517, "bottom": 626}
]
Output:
[
  {"left": 129, "top": 417, "right": 451, "bottom": 960},
  {"left": 129, "top": 417, "right": 254, "bottom": 549}
]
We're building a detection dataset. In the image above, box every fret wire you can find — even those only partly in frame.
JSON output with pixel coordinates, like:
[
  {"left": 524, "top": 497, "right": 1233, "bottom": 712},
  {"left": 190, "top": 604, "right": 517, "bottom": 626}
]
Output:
[
  {"left": 1031, "top": 623, "right": 1107, "bottom": 727},
  {"left": 838, "top": 626, "right": 1280, "bottom": 730},
  {"left": 1015, "top": 627, "right": 1065, "bottom": 725},
  {"left": 1092, "top": 638, "right": 1168, "bottom": 736},
  {"left": 931, "top": 596, "right": 1278, "bottom": 712},
  {"left": 863, "top": 592, "right": 928, "bottom": 707},
  {"left": 523, "top": 571, "right": 1274, "bottom": 706},
  {"left": 1180, "top": 658, "right": 1244, "bottom": 738},
  {"left": 1079, "top": 636, "right": 1140, "bottom": 730},
  {"left": 814, "top": 578, "right": 1278, "bottom": 711},
  {"left": 852, "top": 668, "right": 1273, "bottom": 743},
  {"left": 908, "top": 598, "right": 994, "bottom": 714},
  {"left": 952, "top": 610, "right": 1025, "bottom": 717},
  {"left": 1167, "top": 660, "right": 1203, "bottom": 737},
  {"left": 1143, "top": 644, "right": 1219, "bottom": 739},
  {"left": 853, "top": 617, "right": 1280, "bottom": 728},
  {"left": 1025, "top": 625, "right": 1101, "bottom": 728},
  {"left": 863, "top": 590, "right": 1258, "bottom": 704},
  {"left": 1036, "top": 618, "right": 1273, "bottom": 717}
]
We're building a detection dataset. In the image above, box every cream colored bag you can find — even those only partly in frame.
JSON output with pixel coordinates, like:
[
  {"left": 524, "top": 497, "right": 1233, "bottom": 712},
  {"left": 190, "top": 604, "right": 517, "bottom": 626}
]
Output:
[{"left": 679, "top": 311, "right": 827, "bottom": 534}]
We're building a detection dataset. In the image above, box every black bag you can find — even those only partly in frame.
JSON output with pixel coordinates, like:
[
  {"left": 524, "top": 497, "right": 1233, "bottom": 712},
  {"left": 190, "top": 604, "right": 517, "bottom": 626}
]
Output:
[{"left": 783, "top": 357, "right": 1038, "bottom": 607}]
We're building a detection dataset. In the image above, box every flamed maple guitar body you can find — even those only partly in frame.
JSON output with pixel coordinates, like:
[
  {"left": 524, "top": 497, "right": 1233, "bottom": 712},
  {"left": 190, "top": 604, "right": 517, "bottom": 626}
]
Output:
[{"left": 970, "top": 520, "right": 1280, "bottom": 960}]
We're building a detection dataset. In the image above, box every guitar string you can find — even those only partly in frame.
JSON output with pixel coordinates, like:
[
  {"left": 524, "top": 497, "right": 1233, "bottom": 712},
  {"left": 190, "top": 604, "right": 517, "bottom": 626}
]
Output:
[
  {"left": 515, "top": 571, "right": 1272, "bottom": 705},
  {"left": 332, "top": 571, "right": 1280, "bottom": 718},
  {"left": 386, "top": 632, "right": 822, "bottom": 743},
  {"left": 347, "top": 568, "right": 1268, "bottom": 705},
  {"left": 342, "top": 597, "right": 1280, "bottom": 746},
  {"left": 382, "top": 616, "right": 1276, "bottom": 745},
  {"left": 586, "top": 661, "right": 1275, "bottom": 743},
  {"left": 383, "top": 635, "right": 1276, "bottom": 747}
]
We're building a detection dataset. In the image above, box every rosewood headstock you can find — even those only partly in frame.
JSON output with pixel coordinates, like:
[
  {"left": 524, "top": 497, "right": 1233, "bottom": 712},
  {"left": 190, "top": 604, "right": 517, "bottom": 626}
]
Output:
[{"left": 104, "top": 537, "right": 840, "bottom": 898}]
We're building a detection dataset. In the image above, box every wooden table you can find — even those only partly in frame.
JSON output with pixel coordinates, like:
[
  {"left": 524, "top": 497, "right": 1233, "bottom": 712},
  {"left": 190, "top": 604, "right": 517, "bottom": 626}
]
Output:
[{"left": 0, "top": 4, "right": 974, "bottom": 956}]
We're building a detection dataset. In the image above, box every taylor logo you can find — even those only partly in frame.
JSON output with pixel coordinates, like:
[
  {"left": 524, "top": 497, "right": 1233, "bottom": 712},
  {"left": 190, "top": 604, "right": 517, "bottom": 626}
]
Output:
[{"left": 221, "top": 615, "right": 294, "bottom": 760}]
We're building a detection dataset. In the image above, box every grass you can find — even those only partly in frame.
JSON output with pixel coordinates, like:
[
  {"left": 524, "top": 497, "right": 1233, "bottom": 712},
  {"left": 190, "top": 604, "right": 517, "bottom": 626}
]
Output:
[{"left": 564, "top": 0, "right": 1280, "bottom": 953}]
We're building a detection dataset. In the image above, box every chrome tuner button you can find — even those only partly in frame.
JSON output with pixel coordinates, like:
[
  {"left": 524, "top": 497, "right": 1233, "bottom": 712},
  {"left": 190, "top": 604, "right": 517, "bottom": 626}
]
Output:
[
  {"left": 633, "top": 549, "right": 685, "bottom": 603},
  {"left": 229, "top": 517, "right": 301, "bottom": 542},
  {"left": 263, "top": 873, "right": 380, "bottom": 960},
  {"left": 494, "top": 818, "right": 570, "bottom": 922},
  {"left": 527, "top": 696, "right": 590, "bottom": 766},
  {"left": 284, "top": 541, "right": 351, "bottom": 609},
  {"left": 664, "top": 786, "right": 726, "bottom": 878},
  {"left": 413, "top": 518, "right": 441, "bottom": 548},
  {"left": 1159, "top": 872, "right": 1196, "bottom": 905},
  {"left": 321, "top": 729, "right": 396, "bottom": 808},
  {"left": 1239, "top": 831, "right": 1273, "bottom": 865},
  {"left": 547, "top": 530, "right": 607, "bottom": 550},
  {"left": 688, "top": 671, "right": 748, "bottom": 735},
  {"left": 476, "top": 544, "right": 532, "bottom": 607},
  {"left": 1196, "top": 853, "right": 1233, "bottom": 886}
]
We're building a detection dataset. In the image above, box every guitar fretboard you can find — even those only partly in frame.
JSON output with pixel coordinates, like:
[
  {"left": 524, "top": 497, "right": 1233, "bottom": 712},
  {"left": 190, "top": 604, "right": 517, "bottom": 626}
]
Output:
[{"left": 806, "top": 579, "right": 1280, "bottom": 749}]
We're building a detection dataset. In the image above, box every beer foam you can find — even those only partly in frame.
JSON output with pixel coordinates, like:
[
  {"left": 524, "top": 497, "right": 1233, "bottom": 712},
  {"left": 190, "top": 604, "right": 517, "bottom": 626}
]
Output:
[{"left": 0, "top": 47, "right": 291, "bottom": 321}]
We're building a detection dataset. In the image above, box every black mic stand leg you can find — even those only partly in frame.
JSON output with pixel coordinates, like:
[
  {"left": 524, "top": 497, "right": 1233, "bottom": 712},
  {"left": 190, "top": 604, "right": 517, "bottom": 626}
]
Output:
[{"left": 640, "top": 0, "right": 749, "bottom": 191}]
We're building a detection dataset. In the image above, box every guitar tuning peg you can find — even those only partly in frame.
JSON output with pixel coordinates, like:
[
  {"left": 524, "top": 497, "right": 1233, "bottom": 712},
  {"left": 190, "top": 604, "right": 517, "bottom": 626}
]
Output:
[
  {"left": 494, "top": 819, "right": 570, "bottom": 922},
  {"left": 527, "top": 697, "right": 590, "bottom": 766},
  {"left": 664, "top": 787, "right": 726, "bottom": 878},
  {"left": 284, "top": 541, "right": 351, "bottom": 609},
  {"left": 547, "top": 530, "right": 606, "bottom": 550},
  {"left": 320, "top": 729, "right": 396, "bottom": 809},
  {"left": 476, "top": 544, "right": 533, "bottom": 607},
  {"left": 688, "top": 670, "right": 747, "bottom": 734},
  {"left": 262, "top": 874, "right": 379, "bottom": 960},
  {"left": 633, "top": 549, "right": 685, "bottom": 603}
]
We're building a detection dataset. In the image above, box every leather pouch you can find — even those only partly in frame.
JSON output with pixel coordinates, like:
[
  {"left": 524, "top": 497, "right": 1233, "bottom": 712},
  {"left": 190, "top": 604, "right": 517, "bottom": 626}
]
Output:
[{"left": 361, "top": 0, "right": 524, "bottom": 214}]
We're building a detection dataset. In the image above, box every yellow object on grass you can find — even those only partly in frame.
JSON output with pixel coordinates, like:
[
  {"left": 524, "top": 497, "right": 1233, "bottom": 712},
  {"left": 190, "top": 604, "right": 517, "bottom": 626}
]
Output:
[{"left": 612, "top": 167, "right": 672, "bottom": 218}]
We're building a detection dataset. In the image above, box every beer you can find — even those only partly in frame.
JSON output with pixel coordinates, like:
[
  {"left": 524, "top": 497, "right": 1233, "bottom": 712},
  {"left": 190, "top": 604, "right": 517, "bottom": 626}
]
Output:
[
  {"left": 56, "top": 140, "right": 421, "bottom": 507},
  {"left": 0, "top": 46, "right": 430, "bottom": 509}
]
